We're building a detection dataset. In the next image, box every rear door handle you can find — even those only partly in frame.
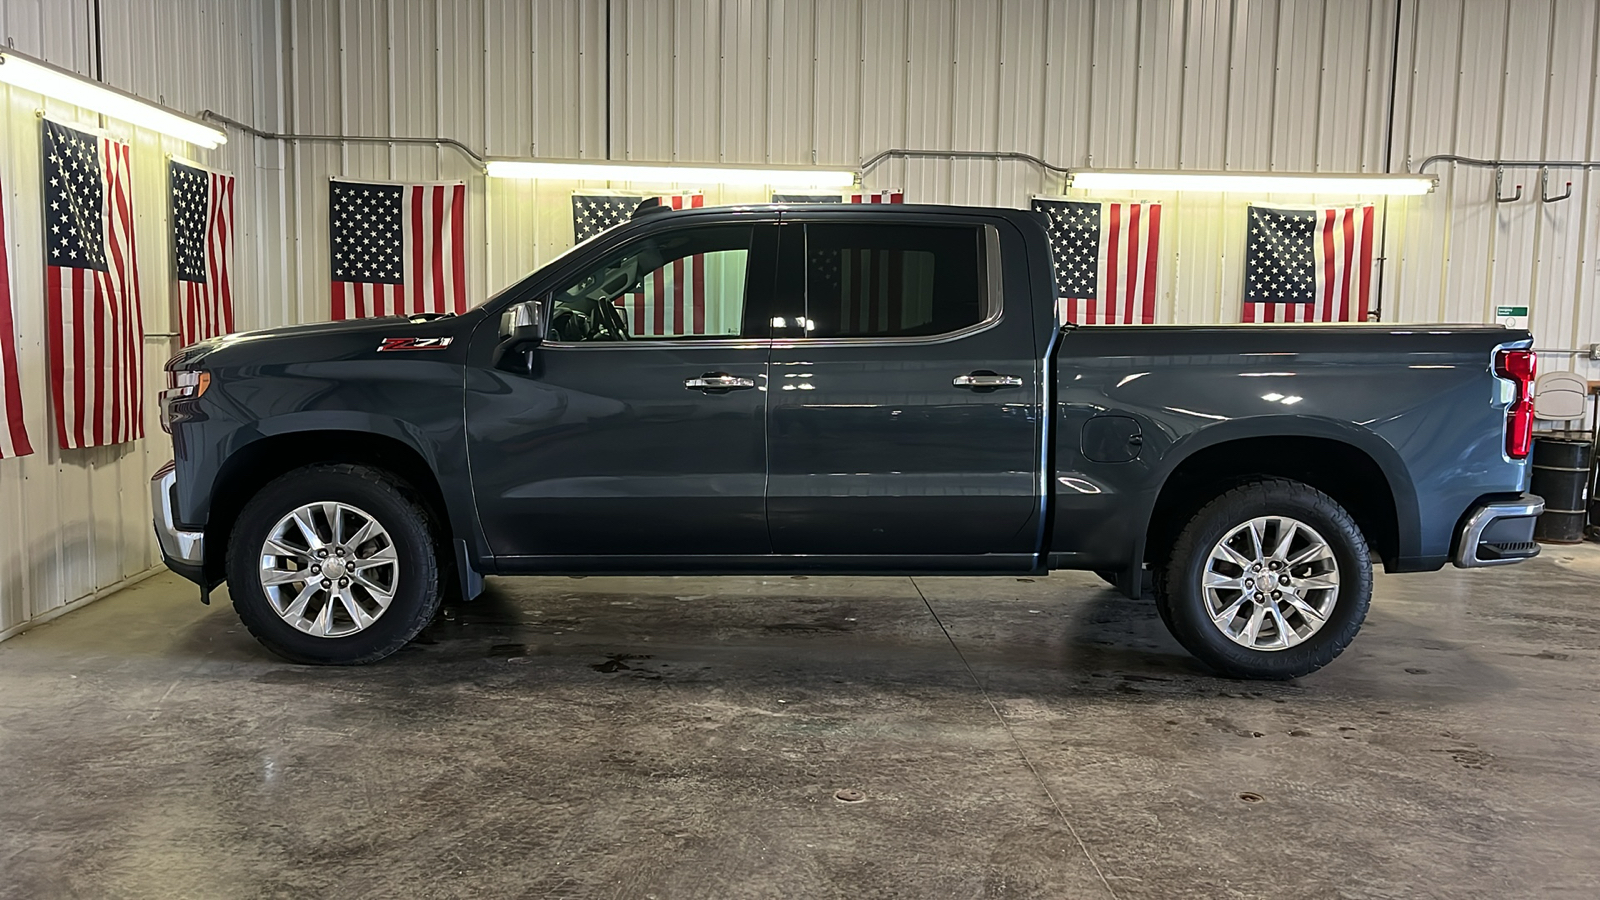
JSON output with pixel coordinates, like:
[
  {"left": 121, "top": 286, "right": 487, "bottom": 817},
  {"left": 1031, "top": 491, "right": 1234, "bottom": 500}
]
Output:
[
  {"left": 953, "top": 371, "right": 1024, "bottom": 391},
  {"left": 685, "top": 373, "right": 757, "bottom": 393}
]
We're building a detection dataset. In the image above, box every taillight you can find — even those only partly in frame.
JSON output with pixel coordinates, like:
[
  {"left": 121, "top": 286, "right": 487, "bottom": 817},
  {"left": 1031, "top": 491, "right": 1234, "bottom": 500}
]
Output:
[{"left": 1494, "top": 349, "right": 1536, "bottom": 459}]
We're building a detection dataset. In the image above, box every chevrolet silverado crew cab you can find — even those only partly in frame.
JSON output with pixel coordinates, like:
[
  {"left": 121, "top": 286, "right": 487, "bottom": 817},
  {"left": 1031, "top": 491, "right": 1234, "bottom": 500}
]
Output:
[{"left": 153, "top": 200, "right": 1544, "bottom": 679}]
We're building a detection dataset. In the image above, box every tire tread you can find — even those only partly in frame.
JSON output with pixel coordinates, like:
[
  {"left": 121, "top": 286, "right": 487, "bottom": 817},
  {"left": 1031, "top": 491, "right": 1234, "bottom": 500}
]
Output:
[
  {"left": 1154, "top": 477, "right": 1371, "bottom": 680},
  {"left": 225, "top": 463, "right": 442, "bottom": 665}
]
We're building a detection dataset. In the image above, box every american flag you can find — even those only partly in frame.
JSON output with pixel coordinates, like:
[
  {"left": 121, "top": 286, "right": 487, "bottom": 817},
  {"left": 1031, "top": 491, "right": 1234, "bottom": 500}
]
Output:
[
  {"left": 807, "top": 244, "right": 936, "bottom": 335},
  {"left": 1033, "top": 198, "right": 1161, "bottom": 325},
  {"left": 1242, "top": 204, "right": 1375, "bottom": 323},
  {"left": 171, "top": 161, "right": 236, "bottom": 346},
  {"left": 0, "top": 180, "right": 32, "bottom": 459},
  {"left": 570, "top": 193, "right": 708, "bottom": 336},
  {"left": 772, "top": 190, "right": 904, "bottom": 204},
  {"left": 330, "top": 180, "right": 466, "bottom": 320},
  {"left": 43, "top": 120, "right": 144, "bottom": 450}
]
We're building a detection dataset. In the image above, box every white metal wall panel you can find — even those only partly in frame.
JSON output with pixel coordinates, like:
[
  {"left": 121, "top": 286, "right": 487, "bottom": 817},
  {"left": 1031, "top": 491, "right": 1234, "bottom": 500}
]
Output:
[
  {"left": 1317, "top": 0, "right": 1373, "bottom": 172},
  {"left": 766, "top": 0, "right": 814, "bottom": 166},
  {"left": 1181, "top": 0, "right": 1232, "bottom": 170},
  {"left": 810, "top": 0, "right": 860, "bottom": 167},
  {"left": 1488, "top": 2, "right": 1553, "bottom": 324},
  {"left": 1225, "top": 0, "right": 1280, "bottom": 171},
  {"left": 721, "top": 0, "right": 770, "bottom": 164},
  {"left": 1271, "top": 0, "right": 1325, "bottom": 172},
  {"left": 857, "top": 0, "right": 908, "bottom": 191},
  {"left": 1039, "top": 1, "right": 1093, "bottom": 187},
  {"left": 1088, "top": 1, "right": 1140, "bottom": 169},
  {"left": 995, "top": 0, "right": 1048, "bottom": 208},
  {"left": 904, "top": 0, "right": 955, "bottom": 201},
  {"left": 1134, "top": 0, "right": 1183, "bottom": 169},
  {"left": 674, "top": 0, "right": 721, "bottom": 163},
  {"left": 0, "top": 0, "right": 273, "bottom": 638}
]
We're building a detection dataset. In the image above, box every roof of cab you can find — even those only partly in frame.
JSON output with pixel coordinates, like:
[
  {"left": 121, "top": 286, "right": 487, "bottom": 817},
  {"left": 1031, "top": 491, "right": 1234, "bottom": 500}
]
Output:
[{"left": 622, "top": 200, "right": 1045, "bottom": 228}]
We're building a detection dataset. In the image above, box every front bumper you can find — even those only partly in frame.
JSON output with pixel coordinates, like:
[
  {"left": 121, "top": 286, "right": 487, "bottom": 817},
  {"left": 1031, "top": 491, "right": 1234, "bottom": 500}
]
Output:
[
  {"left": 1453, "top": 494, "right": 1544, "bottom": 568},
  {"left": 151, "top": 461, "right": 205, "bottom": 580}
]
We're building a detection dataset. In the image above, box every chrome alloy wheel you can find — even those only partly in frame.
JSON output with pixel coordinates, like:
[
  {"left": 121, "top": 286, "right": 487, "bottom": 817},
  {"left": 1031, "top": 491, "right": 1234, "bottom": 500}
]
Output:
[
  {"left": 258, "top": 502, "right": 400, "bottom": 638},
  {"left": 1202, "top": 516, "right": 1340, "bottom": 651}
]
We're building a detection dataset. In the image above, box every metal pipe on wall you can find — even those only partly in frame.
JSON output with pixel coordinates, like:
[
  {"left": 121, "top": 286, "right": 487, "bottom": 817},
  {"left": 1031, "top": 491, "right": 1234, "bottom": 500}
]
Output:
[
  {"left": 859, "top": 148, "right": 1073, "bottom": 180},
  {"left": 1414, "top": 154, "right": 1600, "bottom": 173},
  {"left": 199, "top": 110, "right": 488, "bottom": 169}
]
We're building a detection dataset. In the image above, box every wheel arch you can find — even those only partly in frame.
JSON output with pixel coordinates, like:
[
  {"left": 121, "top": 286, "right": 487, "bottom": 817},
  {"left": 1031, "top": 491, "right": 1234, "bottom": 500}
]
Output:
[
  {"left": 202, "top": 427, "right": 461, "bottom": 585},
  {"left": 1135, "top": 421, "right": 1418, "bottom": 581}
]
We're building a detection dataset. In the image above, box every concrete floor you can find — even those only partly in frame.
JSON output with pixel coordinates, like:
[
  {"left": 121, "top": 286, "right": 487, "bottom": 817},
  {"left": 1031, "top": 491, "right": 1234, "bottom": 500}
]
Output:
[{"left": 2, "top": 547, "right": 1598, "bottom": 900}]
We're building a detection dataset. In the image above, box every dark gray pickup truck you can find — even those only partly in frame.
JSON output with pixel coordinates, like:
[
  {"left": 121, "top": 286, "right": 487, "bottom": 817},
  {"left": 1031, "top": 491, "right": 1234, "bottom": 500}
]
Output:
[{"left": 153, "top": 201, "right": 1542, "bottom": 679}]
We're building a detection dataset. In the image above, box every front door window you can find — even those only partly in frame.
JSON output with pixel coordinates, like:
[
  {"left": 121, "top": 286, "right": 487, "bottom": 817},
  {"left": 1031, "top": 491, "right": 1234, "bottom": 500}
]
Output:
[{"left": 549, "top": 224, "right": 755, "bottom": 341}]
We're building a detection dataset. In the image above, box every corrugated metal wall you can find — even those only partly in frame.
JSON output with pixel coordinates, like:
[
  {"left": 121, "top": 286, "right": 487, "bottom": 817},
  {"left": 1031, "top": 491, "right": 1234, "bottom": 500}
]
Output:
[
  {"left": 265, "top": 0, "right": 1598, "bottom": 382},
  {"left": 3, "top": 0, "right": 1598, "bottom": 637},
  {"left": 0, "top": 0, "right": 275, "bottom": 638}
]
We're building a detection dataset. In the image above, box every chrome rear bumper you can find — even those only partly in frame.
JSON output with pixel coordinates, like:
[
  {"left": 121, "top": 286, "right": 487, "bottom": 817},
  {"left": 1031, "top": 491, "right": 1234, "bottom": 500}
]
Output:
[
  {"left": 1453, "top": 495, "right": 1543, "bottom": 568},
  {"left": 151, "top": 462, "right": 204, "bottom": 566}
]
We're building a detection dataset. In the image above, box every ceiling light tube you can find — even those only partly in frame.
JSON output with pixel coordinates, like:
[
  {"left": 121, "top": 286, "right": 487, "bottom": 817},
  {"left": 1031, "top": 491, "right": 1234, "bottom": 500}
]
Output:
[
  {"left": 1068, "top": 169, "right": 1435, "bottom": 196},
  {"left": 0, "top": 50, "right": 227, "bottom": 148},
  {"left": 486, "top": 158, "right": 857, "bottom": 188}
]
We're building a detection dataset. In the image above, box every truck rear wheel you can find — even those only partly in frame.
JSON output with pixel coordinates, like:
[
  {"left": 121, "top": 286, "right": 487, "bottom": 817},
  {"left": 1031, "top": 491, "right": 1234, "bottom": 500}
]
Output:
[
  {"left": 1154, "top": 478, "right": 1371, "bottom": 679},
  {"left": 225, "top": 464, "right": 442, "bottom": 665}
]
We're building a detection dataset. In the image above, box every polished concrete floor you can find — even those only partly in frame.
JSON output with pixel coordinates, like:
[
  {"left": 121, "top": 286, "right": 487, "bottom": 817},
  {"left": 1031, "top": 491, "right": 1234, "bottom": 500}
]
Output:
[{"left": 2, "top": 545, "right": 1598, "bottom": 899}]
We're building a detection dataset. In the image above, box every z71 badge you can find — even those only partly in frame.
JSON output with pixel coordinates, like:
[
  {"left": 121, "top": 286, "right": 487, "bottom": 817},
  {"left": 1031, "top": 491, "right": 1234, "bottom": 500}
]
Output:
[{"left": 377, "top": 336, "right": 454, "bottom": 352}]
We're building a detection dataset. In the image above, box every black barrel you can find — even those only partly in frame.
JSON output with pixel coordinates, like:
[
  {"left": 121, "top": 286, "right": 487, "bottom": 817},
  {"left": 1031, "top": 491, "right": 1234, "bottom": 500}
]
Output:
[{"left": 1531, "top": 436, "right": 1592, "bottom": 543}]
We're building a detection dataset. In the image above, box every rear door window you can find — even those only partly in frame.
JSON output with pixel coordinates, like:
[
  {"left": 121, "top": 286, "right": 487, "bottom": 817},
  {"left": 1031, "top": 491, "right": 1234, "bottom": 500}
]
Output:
[{"left": 797, "top": 223, "right": 988, "bottom": 338}]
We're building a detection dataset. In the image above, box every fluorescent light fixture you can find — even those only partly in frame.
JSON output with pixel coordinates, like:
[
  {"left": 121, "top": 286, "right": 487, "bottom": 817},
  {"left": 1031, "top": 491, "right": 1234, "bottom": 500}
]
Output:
[
  {"left": 1068, "top": 169, "right": 1435, "bottom": 196},
  {"left": 486, "top": 158, "right": 856, "bottom": 188},
  {"left": 0, "top": 50, "right": 226, "bottom": 148}
]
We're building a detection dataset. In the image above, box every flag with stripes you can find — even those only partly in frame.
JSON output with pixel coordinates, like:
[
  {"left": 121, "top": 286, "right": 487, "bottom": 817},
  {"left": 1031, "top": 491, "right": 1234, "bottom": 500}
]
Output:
[
  {"left": 1242, "top": 204, "right": 1375, "bottom": 323},
  {"left": 570, "top": 193, "right": 710, "bottom": 337},
  {"left": 1032, "top": 198, "right": 1161, "bottom": 325},
  {"left": 171, "top": 160, "right": 235, "bottom": 346},
  {"left": 43, "top": 120, "right": 144, "bottom": 450},
  {"left": 808, "top": 244, "right": 936, "bottom": 335},
  {"left": 330, "top": 180, "right": 466, "bottom": 320},
  {"left": 0, "top": 178, "right": 32, "bottom": 459},
  {"left": 772, "top": 190, "right": 904, "bottom": 204}
]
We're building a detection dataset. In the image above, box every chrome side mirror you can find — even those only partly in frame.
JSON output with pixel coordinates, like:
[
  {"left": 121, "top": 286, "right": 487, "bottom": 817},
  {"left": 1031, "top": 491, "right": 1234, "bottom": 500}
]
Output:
[{"left": 494, "top": 299, "right": 544, "bottom": 371}]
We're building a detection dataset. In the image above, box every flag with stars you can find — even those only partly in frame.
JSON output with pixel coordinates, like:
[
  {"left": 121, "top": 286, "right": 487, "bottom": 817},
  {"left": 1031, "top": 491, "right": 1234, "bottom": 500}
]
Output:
[
  {"left": 570, "top": 193, "right": 709, "bottom": 336},
  {"left": 1032, "top": 198, "right": 1161, "bottom": 325},
  {"left": 571, "top": 193, "right": 652, "bottom": 243},
  {"left": 771, "top": 190, "right": 904, "bottom": 204},
  {"left": 170, "top": 160, "right": 236, "bottom": 346},
  {"left": 1242, "top": 204, "right": 1375, "bottom": 323},
  {"left": 43, "top": 120, "right": 144, "bottom": 450},
  {"left": 330, "top": 179, "right": 466, "bottom": 320},
  {"left": 0, "top": 175, "right": 33, "bottom": 459}
]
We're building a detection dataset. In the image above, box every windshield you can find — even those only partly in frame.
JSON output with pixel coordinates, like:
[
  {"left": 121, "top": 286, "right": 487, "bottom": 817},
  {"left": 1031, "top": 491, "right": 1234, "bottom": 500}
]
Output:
[{"left": 470, "top": 227, "right": 619, "bottom": 312}]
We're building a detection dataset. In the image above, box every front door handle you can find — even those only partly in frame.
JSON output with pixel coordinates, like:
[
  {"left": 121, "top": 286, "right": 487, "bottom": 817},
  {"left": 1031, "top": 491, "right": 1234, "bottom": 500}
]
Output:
[
  {"left": 685, "top": 373, "right": 757, "bottom": 393},
  {"left": 953, "top": 371, "right": 1024, "bottom": 391}
]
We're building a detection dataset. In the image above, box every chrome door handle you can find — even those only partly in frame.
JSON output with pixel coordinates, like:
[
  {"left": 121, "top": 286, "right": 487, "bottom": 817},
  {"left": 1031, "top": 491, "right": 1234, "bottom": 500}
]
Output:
[
  {"left": 684, "top": 373, "right": 757, "bottom": 392},
  {"left": 953, "top": 372, "right": 1024, "bottom": 390}
]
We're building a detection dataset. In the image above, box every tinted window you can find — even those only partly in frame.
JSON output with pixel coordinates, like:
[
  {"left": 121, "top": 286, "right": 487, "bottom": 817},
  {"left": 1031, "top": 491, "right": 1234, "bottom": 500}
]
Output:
[
  {"left": 799, "top": 223, "right": 986, "bottom": 338},
  {"left": 549, "top": 225, "right": 753, "bottom": 341}
]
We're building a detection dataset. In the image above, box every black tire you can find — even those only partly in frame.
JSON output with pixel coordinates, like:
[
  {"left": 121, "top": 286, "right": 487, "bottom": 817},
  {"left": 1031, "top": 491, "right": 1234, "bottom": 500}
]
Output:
[
  {"left": 226, "top": 463, "right": 442, "bottom": 665},
  {"left": 1154, "top": 478, "right": 1371, "bottom": 680},
  {"left": 1095, "top": 570, "right": 1120, "bottom": 588}
]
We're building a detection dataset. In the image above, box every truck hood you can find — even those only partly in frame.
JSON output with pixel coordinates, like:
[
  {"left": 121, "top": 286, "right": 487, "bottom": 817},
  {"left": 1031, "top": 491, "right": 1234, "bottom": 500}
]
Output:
[{"left": 166, "top": 314, "right": 467, "bottom": 370}]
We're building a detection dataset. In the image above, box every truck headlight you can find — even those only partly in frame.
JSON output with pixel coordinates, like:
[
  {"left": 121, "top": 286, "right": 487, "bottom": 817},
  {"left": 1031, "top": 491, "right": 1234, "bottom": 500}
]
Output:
[{"left": 159, "top": 370, "right": 210, "bottom": 433}]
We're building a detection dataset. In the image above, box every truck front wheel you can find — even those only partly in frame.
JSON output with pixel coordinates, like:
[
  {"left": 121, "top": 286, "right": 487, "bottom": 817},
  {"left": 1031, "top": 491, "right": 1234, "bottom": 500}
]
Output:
[
  {"left": 1154, "top": 478, "right": 1372, "bottom": 679},
  {"left": 225, "top": 464, "right": 442, "bottom": 665}
]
